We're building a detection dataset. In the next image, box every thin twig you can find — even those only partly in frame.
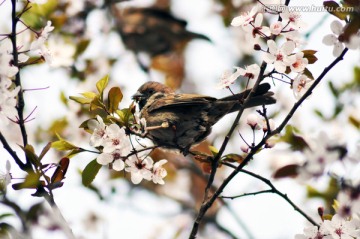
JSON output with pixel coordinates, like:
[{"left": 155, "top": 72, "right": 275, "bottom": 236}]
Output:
[
  {"left": 189, "top": 40, "right": 348, "bottom": 239},
  {"left": 221, "top": 163, "right": 318, "bottom": 226}
]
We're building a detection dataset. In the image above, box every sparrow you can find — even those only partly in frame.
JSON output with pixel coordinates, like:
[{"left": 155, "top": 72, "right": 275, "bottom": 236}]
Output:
[
  {"left": 112, "top": 7, "right": 210, "bottom": 56},
  {"left": 132, "top": 81, "right": 276, "bottom": 155}
]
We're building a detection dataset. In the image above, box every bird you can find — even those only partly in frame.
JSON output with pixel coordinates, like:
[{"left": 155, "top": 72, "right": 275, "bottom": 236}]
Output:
[
  {"left": 132, "top": 81, "right": 276, "bottom": 155},
  {"left": 113, "top": 7, "right": 211, "bottom": 57}
]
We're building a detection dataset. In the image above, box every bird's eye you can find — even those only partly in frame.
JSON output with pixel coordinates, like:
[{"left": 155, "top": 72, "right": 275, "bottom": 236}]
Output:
[{"left": 148, "top": 89, "right": 154, "bottom": 94}]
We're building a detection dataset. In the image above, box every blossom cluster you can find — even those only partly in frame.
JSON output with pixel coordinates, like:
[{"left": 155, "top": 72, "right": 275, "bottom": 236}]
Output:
[
  {"left": 296, "top": 132, "right": 359, "bottom": 181},
  {"left": 217, "top": 5, "right": 311, "bottom": 94},
  {"left": 88, "top": 116, "right": 168, "bottom": 185},
  {"left": 218, "top": 4, "right": 359, "bottom": 101},
  {"left": 295, "top": 214, "right": 360, "bottom": 239},
  {"left": 0, "top": 77, "right": 20, "bottom": 125},
  {"left": 323, "top": 20, "right": 360, "bottom": 57}
]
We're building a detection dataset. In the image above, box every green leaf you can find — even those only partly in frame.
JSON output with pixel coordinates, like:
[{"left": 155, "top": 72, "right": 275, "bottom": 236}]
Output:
[
  {"left": 60, "top": 91, "right": 68, "bottom": 105},
  {"left": 349, "top": 115, "right": 360, "bottom": 129},
  {"left": 209, "top": 146, "right": 218, "bottom": 157},
  {"left": 38, "top": 142, "right": 52, "bottom": 161},
  {"left": 303, "top": 68, "right": 314, "bottom": 80},
  {"left": 354, "top": 66, "right": 360, "bottom": 85},
  {"left": 51, "top": 134, "right": 78, "bottom": 151},
  {"left": 323, "top": 1, "right": 349, "bottom": 20},
  {"left": 90, "top": 96, "right": 106, "bottom": 111},
  {"left": 66, "top": 148, "right": 86, "bottom": 158},
  {"left": 0, "top": 213, "right": 14, "bottom": 220},
  {"left": 96, "top": 75, "right": 109, "bottom": 98},
  {"left": 328, "top": 81, "right": 339, "bottom": 98},
  {"left": 81, "top": 91, "right": 97, "bottom": 99},
  {"left": 19, "top": 145, "right": 40, "bottom": 168},
  {"left": 82, "top": 159, "right": 102, "bottom": 187},
  {"left": 222, "top": 154, "right": 244, "bottom": 163},
  {"left": 280, "top": 125, "right": 309, "bottom": 151},
  {"left": 108, "top": 87, "right": 123, "bottom": 113},
  {"left": 115, "top": 108, "right": 132, "bottom": 126},
  {"left": 12, "top": 172, "right": 42, "bottom": 190},
  {"left": 69, "top": 96, "right": 93, "bottom": 104},
  {"left": 302, "top": 50, "right": 318, "bottom": 64},
  {"left": 74, "top": 39, "right": 90, "bottom": 58}
]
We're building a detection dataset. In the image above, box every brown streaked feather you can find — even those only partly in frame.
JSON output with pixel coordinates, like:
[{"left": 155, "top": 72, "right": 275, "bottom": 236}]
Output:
[{"left": 147, "top": 94, "right": 216, "bottom": 112}]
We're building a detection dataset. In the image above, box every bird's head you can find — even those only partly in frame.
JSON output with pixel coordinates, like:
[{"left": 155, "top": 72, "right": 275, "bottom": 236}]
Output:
[{"left": 132, "top": 81, "right": 174, "bottom": 110}]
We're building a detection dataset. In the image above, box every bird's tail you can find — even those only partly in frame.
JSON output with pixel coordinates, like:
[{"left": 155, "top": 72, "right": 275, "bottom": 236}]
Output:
[{"left": 219, "top": 83, "right": 276, "bottom": 112}]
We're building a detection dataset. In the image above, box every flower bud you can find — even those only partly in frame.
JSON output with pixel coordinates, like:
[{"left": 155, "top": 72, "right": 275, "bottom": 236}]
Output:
[
  {"left": 247, "top": 113, "right": 259, "bottom": 129},
  {"left": 265, "top": 138, "right": 276, "bottom": 148},
  {"left": 240, "top": 144, "right": 249, "bottom": 153},
  {"left": 254, "top": 44, "right": 261, "bottom": 51},
  {"left": 262, "top": 119, "right": 275, "bottom": 132}
]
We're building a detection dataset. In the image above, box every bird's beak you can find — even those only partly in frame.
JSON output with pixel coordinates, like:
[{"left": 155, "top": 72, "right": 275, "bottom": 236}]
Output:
[{"left": 132, "top": 91, "right": 143, "bottom": 102}]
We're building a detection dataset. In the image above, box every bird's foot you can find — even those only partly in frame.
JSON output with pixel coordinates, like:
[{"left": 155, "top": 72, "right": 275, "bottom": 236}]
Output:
[{"left": 145, "top": 122, "right": 170, "bottom": 131}]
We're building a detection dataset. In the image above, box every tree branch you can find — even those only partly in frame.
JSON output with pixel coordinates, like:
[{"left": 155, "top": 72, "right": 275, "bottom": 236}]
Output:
[{"left": 189, "top": 44, "right": 348, "bottom": 238}]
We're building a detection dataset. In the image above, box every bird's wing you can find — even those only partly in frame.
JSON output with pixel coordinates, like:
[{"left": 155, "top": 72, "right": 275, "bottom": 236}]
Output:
[{"left": 147, "top": 94, "right": 216, "bottom": 113}]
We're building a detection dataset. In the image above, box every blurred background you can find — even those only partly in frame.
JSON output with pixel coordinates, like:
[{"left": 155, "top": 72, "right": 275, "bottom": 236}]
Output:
[{"left": 0, "top": 0, "right": 359, "bottom": 238}]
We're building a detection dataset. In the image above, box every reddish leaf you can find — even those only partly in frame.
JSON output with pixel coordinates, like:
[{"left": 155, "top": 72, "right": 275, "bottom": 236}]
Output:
[
  {"left": 273, "top": 164, "right": 299, "bottom": 179},
  {"left": 302, "top": 50, "right": 318, "bottom": 64},
  {"left": 201, "top": 162, "right": 212, "bottom": 174},
  {"left": 51, "top": 158, "right": 70, "bottom": 184}
]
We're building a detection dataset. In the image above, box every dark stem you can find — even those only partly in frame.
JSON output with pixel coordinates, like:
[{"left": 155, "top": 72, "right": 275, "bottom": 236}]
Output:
[
  {"left": 222, "top": 164, "right": 319, "bottom": 226},
  {"left": 10, "top": 0, "right": 32, "bottom": 170}
]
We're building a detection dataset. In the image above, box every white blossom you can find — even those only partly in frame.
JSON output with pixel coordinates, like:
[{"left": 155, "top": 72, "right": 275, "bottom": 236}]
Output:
[
  {"left": 270, "top": 21, "right": 283, "bottom": 35},
  {"left": 47, "top": 38, "right": 75, "bottom": 67},
  {"left": 336, "top": 191, "right": 360, "bottom": 218},
  {"left": 292, "top": 74, "right": 312, "bottom": 100},
  {"left": 0, "top": 84, "right": 20, "bottom": 125},
  {"left": 97, "top": 149, "right": 125, "bottom": 171},
  {"left": 323, "top": 214, "right": 360, "bottom": 239},
  {"left": 0, "top": 160, "right": 11, "bottom": 192},
  {"left": 280, "top": 7, "right": 306, "bottom": 30},
  {"left": 282, "top": 30, "right": 304, "bottom": 46},
  {"left": 0, "top": 42, "right": 19, "bottom": 78},
  {"left": 102, "top": 124, "right": 130, "bottom": 154},
  {"left": 263, "top": 40, "right": 296, "bottom": 73},
  {"left": 125, "top": 156, "right": 153, "bottom": 184},
  {"left": 297, "top": 132, "right": 341, "bottom": 180},
  {"left": 30, "top": 21, "right": 54, "bottom": 51},
  {"left": 294, "top": 225, "right": 327, "bottom": 239},
  {"left": 152, "top": 159, "right": 168, "bottom": 185},
  {"left": 88, "top": 115, "right": 107, "bottom": 147},
  {"left": 216, "top": 67, "right": 243, "bottom": 89},
  {"left": 290, "top": 52, "right": 308, "bottom": 73},
  {"left": 322, "top": 20, "right": 345, "bottom": 57},
  {"left": 231, "top": 6, "right": 258, "bottom": 28},
  {"left": 244, "top": 14, "right": 271, "bottom": 39}
]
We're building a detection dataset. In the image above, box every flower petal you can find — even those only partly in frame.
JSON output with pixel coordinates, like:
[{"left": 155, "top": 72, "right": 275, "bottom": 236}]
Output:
[
  {"left": 267, "top": 40, "right": 278, "bottom": 54},
  {"left": 333, "top": 42, "right": 344, "bottom": 57},
  {"left": 322, "top": 34, "right": 337, "bottom": 46},
  {"left": 97, "top": 153, "right": 112, "bottom": 165},
  {"left": 330, "top": 20, "right": 343, "bottom": 35},
  {"left": 113, "top": 159, "right": 125, "bottom": 171},
  {"left": 281, "top": 41, "right": 295, "bottom": 55},
  {"left": 262, "top": 52, "right": 276, "bottom": 64}
]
